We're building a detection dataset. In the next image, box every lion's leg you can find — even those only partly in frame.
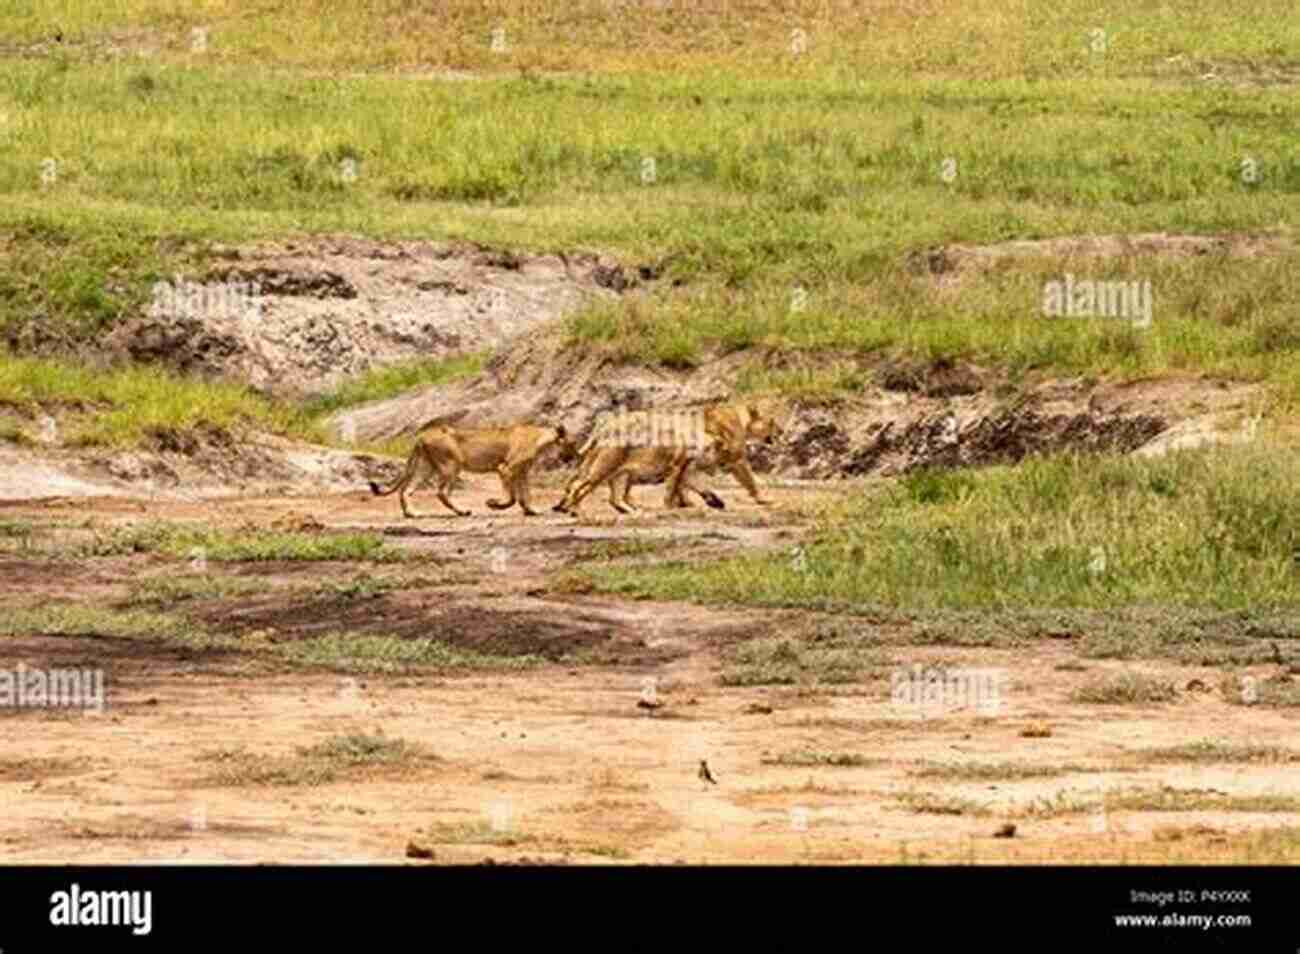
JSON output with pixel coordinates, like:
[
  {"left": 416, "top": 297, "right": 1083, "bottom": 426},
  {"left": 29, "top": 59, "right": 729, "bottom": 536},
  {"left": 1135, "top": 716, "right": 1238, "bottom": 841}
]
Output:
[
  {"left": 435, "top": 456, "right": 471, "bottom": 517},
  {"left": 486, "top": 460, "right": 517, "bottom": 511},
  {"left": 396, "top": 450, "right": 437, "bottom": 519},
  {"left": 564, "top": 471, "right": 603, "bottom": 512},
  {"left": 664, "top": 450, "right": 695, "bottom": 509},
  {"left": 554, "top": 456, "right": 590, "bottom": 513},
  {"left": 515, "top": 461, "right": 540, "bottom": 516},
  {"left": 558, "top": 450, "right": 624, "bottom": 515},
  {"left": 729, "top": 456, "right": 771, "bottom": 505},
  {"left": 619, "top": 472, "right": 639, "bottom": 512},
  {"left": 554, "top": 464, "right": 590, "bottom": 514},
  {"left": 608, "top": 471, "right": 634, "bottom": 513},
  {"left": 717, "top": 443, "right": 771, "bottom": 505}
]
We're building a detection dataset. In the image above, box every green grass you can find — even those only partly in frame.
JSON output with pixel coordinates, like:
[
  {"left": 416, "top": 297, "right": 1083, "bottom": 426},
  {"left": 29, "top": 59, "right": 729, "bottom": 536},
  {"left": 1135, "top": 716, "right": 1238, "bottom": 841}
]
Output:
[
  {"left": 0, "top": 603, "right": 547, "bottom": 675},
  {"left": 0, "top": 355, "right": 325, "bottom": 447},
  {"left": 0, "top": 2, "right": 1295, "bottom": 443},
  {"left": 6, "top": 1, "right": 1296, "bottom": 81},
  {"left": 576, "top": 444, "right": 1300, "bottom": 611},
  {"left": 565, "top": 257, "right": 1300, "bottom": 402},
  {"left": 304, "top": 353, "right": 487, "bottom": 417},
  {"left": 120, "top": 573, "right": 275, "bottom": 606},
  {"left": 72, "top": 521, "right": 407, "bottom": 562},
  {"left": 0, "top": 604, "right": 231, "bottom": 649}
]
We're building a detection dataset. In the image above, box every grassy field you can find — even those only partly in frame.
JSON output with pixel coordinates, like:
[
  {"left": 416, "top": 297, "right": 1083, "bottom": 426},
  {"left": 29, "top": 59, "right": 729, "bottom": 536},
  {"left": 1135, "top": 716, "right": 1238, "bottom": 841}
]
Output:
[
  {"left": 0, "top": 1, "right": 1296, "bottom": 431},
  {"left": 573, "top": 444, "right": 1300, "bottom": 611}
]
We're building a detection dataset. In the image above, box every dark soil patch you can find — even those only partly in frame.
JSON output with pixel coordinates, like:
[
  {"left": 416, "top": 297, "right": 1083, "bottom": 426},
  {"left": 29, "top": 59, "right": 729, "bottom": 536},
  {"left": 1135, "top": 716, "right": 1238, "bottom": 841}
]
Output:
[
  {"left": 183, "top": 591, "right": 665, "bottom": 663},
  {"left": 0, "top": 557, "right": 135, "bottom": 600}
]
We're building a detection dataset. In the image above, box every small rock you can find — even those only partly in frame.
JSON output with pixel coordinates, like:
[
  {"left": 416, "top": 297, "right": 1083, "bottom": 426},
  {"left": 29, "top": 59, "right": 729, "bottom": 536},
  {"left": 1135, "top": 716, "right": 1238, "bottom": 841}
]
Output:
[
  {"left": 405, "top": 841, "right": 435, "bottom": 860},
  {"left": 742, "top": 703, "right": 773, "bottom": 715},
  {"left": 993, "top": 823, "right": 1017, "bottom": 839},
  {"left": 636, "top": 699, "right": 663, "bottom": 710}
]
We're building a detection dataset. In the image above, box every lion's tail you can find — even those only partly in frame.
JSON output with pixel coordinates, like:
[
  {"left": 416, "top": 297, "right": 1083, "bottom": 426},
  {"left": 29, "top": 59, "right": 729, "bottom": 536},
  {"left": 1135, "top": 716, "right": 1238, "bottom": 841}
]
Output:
[{"left": 369, "top": 445, "right": 421, "bottom": 497}]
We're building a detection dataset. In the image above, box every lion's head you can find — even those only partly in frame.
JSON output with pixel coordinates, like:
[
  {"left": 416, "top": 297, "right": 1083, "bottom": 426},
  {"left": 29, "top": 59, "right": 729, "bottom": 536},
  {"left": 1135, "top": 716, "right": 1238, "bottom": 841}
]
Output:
[
  {"left": 553, "top": 424, "right": 580, "bottom": 463},
  {"left": 745, "top": 401, "right": 786, "bottom": 446}
]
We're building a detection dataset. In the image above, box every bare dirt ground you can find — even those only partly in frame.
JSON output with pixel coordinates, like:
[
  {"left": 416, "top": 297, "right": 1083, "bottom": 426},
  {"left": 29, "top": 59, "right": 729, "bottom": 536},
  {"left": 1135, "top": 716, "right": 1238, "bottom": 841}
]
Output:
[{"left": 3, "top": 476, "right": 1297, "bottom": 865}]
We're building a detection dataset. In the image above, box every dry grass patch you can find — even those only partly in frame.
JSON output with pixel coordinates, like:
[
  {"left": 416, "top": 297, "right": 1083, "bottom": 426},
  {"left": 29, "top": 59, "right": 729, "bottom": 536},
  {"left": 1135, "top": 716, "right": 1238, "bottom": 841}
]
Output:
[
  {"left": 894, "top": 791, "right": 994, "bottom": 818},
  {"left": 1109, "top": 786, "right": 1300, "bottom": 813},
  {"left": 195, "top": 732, "right": 438, "bottom": 788},
  {"left": 1136, "top": 741, "right": 1300, "bottom": 764},
  {"left": 420, "top": 821, "right": 536, "bottom": 848},
  {"left": 910, "top": 761, "right": 1101, "bottom": 782},
  {"left": 1071, "top": 673, "right": 1179, "bottom": 705},
  {"left": 585, "top": 766, "right": 649, "bottom": 793},
  {"left": 760, "top": 750, "right": 879, "bottom": 768}
]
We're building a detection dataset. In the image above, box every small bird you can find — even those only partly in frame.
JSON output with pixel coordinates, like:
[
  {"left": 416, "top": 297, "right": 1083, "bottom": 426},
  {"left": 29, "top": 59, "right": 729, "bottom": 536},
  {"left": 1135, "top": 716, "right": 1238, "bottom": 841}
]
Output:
[{"left": 698, "top": 759, "right": 717, "bottom": 786}]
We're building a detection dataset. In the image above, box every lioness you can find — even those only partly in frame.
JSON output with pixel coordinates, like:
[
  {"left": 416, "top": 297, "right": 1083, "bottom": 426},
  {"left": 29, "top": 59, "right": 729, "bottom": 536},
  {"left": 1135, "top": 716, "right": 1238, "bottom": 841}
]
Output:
[
  {"left": 555, "top": 441, "right": 725, "bottom": 515},
  {"left": 369, "top": 423, "right": 576, "bottom": 518},
  {"left": 554, "top": 400, "right": 784, "bottom": 515},
  {"left": 693, "top": 399, "right": 785, "bottom": 506}
]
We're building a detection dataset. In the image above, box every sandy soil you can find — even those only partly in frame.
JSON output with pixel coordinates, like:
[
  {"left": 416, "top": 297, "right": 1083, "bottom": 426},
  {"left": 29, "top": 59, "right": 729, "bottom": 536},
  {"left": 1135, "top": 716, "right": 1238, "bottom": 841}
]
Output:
[{"left": 2, "top": 478, "right": 1296, "bottom": 865}]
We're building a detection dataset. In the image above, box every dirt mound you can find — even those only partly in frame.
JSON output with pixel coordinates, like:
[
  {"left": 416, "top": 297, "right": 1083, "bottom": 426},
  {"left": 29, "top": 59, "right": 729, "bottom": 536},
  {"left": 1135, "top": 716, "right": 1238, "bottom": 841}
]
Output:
[
  {"left": 332, "top": 340, "right": 1260, "bottom": 479},
  {"left": 103, "top": 237, "right": 651, "bottom": 397}
]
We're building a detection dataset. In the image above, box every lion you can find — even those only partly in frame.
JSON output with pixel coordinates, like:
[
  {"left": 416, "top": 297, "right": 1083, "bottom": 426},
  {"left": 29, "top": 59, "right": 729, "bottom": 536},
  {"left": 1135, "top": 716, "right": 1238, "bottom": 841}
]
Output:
[
  {"left": 693, "top": 398, "right": 785, "bottom": 506},
  {"left": 553, "top": 441, "right": 725, "bottom": 515},
  {"left": 368, "top": 422, "right": 576, "bottom": 518},
  {"left": 553, "top": 400, "right": 784, "bottom": 515}
]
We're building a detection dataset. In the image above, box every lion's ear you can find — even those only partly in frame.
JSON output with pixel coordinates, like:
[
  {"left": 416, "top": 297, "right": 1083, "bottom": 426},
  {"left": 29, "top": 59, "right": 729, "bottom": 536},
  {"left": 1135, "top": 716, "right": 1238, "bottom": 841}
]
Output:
[{"left": 555, "top": 424, "right": 567, "bottom": 438}]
